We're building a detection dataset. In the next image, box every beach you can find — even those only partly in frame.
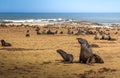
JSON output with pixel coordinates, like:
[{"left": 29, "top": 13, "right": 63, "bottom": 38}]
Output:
[
  {"left": 0, "top": 0, "right": 120, "bottom": 77},
  {"left": 0, "top": 22, "right": 120, "bottom": 78}
]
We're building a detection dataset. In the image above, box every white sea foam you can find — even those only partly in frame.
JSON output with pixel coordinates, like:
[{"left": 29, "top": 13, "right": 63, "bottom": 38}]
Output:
[
  {"left": 3, "top": 18, "right": 73, "bottom": 23},
  {"left": 4, "top": 19, "right": 34, "bottom": 23}
]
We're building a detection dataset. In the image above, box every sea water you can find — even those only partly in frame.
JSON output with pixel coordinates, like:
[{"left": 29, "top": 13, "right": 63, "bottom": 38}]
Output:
[{"left": 0, "top": 13, "right": 120, "bottom": 24}]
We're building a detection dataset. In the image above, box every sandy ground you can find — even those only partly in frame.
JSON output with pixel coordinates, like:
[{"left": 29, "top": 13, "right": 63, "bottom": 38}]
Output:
[{"left": 0, "top": 26, "right": 120, "bottom": 78}]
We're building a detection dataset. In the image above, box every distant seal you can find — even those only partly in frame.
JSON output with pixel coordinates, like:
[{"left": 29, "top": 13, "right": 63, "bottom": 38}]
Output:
[
  {"left": 56, "top": 49, "right": 73, "bottom": 63},
  {"left": 101, "top": 34, "right": 111, "bottom": 40},
  {"left": 47, "top": 29, "right": 55, "bottom": 35},
  {"left": 1, "top": 39, "right": 12, "bottom": 47},
  {"left": 26, "top": 30, "right": 30, "bottom": 37},
  {"left": 100, "top": 33, "right": 116, "bottom": 41}
]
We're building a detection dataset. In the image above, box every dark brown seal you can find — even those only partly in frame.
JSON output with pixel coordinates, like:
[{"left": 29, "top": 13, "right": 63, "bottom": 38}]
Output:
[
  {"left": 26, "top": 30, "right": 30, "bottom": 37},
  {"left": 1, "top": 39, "right": 12, "bottom": 47},
  {"left": 56, "top": 49, "right": 73, "bottom": 63},
  {"left": 77, "top": 38, "right": 104, "bottom": 64}
]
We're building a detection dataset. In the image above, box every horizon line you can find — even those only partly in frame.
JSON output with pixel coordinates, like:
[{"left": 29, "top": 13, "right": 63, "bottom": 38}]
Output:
[{"left": 0, "top": 12, "right": 120, "bottom": 13}]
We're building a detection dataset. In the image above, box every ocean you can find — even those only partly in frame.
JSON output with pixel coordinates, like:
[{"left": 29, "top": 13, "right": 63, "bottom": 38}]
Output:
[{"left": 0, "top": 13, "right": 120, "bottom": 24}]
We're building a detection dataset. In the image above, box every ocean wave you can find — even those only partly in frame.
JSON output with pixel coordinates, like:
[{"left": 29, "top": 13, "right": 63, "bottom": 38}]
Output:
[{"left": 2, "top": 18, "right": 73, "bottom": 23}]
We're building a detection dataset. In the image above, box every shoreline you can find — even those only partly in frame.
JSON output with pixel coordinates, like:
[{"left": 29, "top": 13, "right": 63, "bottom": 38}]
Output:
[{"left": 1, "top": 21, "right": 120, "bottom": 28}]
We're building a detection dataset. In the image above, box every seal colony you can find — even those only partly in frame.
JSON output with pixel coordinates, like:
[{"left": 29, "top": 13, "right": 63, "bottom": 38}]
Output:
[{"left": 0, "top": 21, "right": 119, "bottom": 78}]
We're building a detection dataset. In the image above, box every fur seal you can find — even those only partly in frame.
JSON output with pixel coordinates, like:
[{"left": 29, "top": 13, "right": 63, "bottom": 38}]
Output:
[
  {"left": 56, "top": 49, "right": 73, "bottom": 63},
  {"left": 1, "top": 40, "right": 12, "bottom": 47},
  {"left": 77, "top": 38, "right": 104, "bottom": 64}
]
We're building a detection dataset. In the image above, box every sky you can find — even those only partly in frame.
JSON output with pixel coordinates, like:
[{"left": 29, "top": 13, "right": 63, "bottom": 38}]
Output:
[{"left": 0, "top": 0, "right": 120, "bottom": 13}]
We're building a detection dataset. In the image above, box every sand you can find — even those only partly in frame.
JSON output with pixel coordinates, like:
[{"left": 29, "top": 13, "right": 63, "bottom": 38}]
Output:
[{"left": 0, "top": 23, "right": 120, "bottom": 78}]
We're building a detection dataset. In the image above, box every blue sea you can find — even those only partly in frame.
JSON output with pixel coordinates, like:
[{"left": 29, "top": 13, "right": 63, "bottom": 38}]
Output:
[{"left": 0, "top": 13, "right": 120, "bottom": 24}]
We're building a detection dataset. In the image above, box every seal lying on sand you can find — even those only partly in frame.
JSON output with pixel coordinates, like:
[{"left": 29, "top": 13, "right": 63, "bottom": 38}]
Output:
[
  {"left": 100, "top": 34, "right": 116, "bottom": 41},
  {"left": 47, "top": 29, "right": 55, "bottom": 35},
  {"left": 1, "top": 39, "right": 12, "bottom": 47},
  {"left": 56, "top": 49, "right": 73, "bottom": 63},
  {"left": 77, "top": 38, "right": 104, "bottom": 64},
  {"left": 101, "top": 34, "right": 111, "bottom": 40}
]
